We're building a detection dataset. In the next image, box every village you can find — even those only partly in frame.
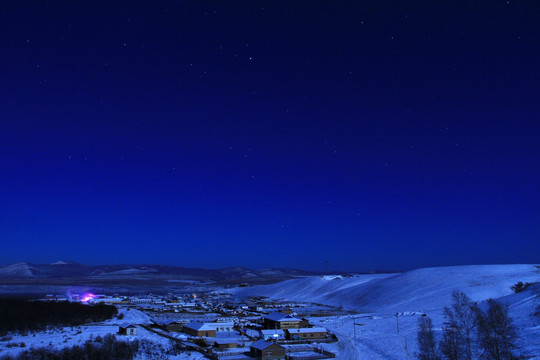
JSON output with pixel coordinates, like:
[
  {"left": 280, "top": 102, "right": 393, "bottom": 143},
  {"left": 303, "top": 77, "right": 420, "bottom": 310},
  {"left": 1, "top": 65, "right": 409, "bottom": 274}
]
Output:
[{"left": 16, "top": 290, "right": 344, "bottom": 360}]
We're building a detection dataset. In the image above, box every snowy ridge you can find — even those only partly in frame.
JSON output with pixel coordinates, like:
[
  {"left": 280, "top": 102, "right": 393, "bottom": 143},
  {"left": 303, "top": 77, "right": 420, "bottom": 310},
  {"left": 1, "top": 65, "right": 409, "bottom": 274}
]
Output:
[
  {"left": 0, "top": 262, "right": 44, "bottom": 277},
  {"left": 233, "top": 264, "right": 540, "bottom": 313},
  {"left": 0, "top": 262, "right": 318, "bottom": 285}
]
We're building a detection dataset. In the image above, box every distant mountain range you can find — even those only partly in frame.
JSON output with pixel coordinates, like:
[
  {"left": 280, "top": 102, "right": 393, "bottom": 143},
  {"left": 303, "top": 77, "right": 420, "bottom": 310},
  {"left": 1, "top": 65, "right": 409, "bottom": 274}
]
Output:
[{"left": 0, "top": 261, "right": 319, "bottom": 285}]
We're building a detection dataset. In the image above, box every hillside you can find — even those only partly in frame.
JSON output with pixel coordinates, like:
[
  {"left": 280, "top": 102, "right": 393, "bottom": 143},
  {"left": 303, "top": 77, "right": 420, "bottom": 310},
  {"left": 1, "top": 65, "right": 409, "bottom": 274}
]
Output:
[
  {"left": 0, "top": 261, "right": 319, "bottom": 287},
  {"left": 233, "top": 264, "right": 540, "bottom": 314},
  {"left": 232, "top": 264, "right": 540, "bottom": 358}
]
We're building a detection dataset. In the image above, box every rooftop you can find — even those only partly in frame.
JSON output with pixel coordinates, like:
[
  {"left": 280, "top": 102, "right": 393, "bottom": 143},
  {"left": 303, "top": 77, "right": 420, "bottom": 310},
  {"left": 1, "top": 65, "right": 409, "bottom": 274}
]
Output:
[
  {"left": 262, "top": 311, "right": 301, "bottom": 322},
  {"left": 287, "top": 327, "right": 328, "bottom": 334},
  {"left": 250, "top": 339, "right": 283, "bottom": 351}
]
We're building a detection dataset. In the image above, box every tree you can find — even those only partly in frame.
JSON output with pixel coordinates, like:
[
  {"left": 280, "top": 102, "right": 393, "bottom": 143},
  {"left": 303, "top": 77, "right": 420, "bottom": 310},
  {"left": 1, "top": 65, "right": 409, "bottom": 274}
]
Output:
[
  {"left": 440, "top": 324, "right": 464, "bottom": 360},
  {"left": 476, "top": 299, "right": 519, "bottom": 360},
  {"left": 510, "top": 282, "right": 533, "bottom": 293},
  {"left": 416, "top": 316, "right": 440, "bottom": 360},
  {"left": 441, "top": 291, "right": 476, "bottom": 360}
]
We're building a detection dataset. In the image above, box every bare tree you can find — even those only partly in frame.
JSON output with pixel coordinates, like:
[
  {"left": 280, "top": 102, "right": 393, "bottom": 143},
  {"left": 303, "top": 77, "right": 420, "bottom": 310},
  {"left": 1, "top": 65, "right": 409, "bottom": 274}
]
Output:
[
  {"left": 441, "top": 291, "right": 476, "bottom": 360},
  {"left": 440, "top": 324, "right": 464, "bottom": 360},
  {"left": 416, "top": 316, "right": 440, "bottom": 360},
  {"left": 476, "top": 299, "right": 519, "bottom": 360}
]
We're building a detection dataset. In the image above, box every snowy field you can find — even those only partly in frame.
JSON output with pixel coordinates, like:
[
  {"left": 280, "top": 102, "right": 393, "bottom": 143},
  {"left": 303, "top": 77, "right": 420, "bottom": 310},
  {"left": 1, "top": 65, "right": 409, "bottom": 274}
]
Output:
[
  {"left": 233, "top": 264, "right": 540, "bottom": 359},
  {"left": 233, "top": 264, "right": 539, "bottom": 313},
  {"left": 0, "top": 308, "right": 204, "bottom": 360}
]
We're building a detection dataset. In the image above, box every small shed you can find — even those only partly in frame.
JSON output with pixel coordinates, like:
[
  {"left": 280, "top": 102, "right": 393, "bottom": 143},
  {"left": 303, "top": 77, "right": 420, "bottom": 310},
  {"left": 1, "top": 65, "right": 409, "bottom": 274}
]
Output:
[
  {"left": 118, "top": 323, "right": 137, "bottom": 335},
  {"left": 250, "top": 340, "right": 286, "bottom": 359}
]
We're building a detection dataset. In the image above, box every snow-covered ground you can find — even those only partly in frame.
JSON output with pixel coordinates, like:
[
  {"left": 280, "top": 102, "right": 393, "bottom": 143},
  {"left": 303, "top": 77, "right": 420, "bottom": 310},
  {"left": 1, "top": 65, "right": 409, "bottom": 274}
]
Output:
[
  {"left": 1, "top": 264, "right": 538, "bottom": 359},
  {"left": 0, "top": 308, "right": 203, "bottom": 360},
  {"left": 103, "top": 307, "right": 154, "bottom": 325},
  {"left": 233, "top": 264, "right": 539, "bottom": 314},
  {"left": 0, "top": 323, "right": 206, "bottom": 360},
  {"left": 233, "top": 264, "right": 540, "bottom": 359},
  {"left": 0, "top": 325, "right": 120, "bottom": 358}
]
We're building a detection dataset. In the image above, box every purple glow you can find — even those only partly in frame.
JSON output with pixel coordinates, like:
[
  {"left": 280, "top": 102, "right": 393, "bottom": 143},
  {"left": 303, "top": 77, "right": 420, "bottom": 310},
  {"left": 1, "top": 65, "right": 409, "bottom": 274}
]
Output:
[{"left": 81, "top": 293, "right": 96, "bottom": 303}]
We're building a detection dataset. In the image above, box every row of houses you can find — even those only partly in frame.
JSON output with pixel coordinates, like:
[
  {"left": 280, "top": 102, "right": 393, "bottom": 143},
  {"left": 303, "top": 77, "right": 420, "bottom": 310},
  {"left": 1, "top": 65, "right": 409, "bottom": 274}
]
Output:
[
  {"left": 157, "top": 311, "right": 330, "bottom": 340},
  {"left": 260, "top": 327, "right": 328, "bottom": 341}
]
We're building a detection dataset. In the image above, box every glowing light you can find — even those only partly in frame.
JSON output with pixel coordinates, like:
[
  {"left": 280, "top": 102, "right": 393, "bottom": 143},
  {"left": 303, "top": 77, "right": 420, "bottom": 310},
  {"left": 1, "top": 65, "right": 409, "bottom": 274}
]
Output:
[{"left": 81, "top": 293, "right": 96, "bottom": 303}]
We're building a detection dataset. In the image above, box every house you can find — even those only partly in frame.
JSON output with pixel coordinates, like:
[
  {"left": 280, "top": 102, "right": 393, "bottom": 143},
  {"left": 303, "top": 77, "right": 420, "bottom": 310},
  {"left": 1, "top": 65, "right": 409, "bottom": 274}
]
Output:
[
  {"left": 299, "top": 318, "right": 310, "bottom": 328},
  {"left": 118, "top": 323, "right": 137, "bottom": 335},
  {"left": 214, "top": 340, "right": 238, "bottom": 349},
  {"left": 285, "top": 327, "right": 328, "bottom": 340},
  {"left": 183, "top": 322, "right": 216, "bottom": 337},
  {"left": 262, "top": 312, "right": 302, "bottom": 329},
  {"left": 260, "top": 329, "right": 286, "bottom": 341},
  {"left": 250, "top": 340, "right": 286, "bottom": 359},
  {"left": 165, "top": 321, "right": 184, "bottom": 332},
  {"left": 183, "top": 321, "right": 236, "bottom": 337},
  {"left": 205, "top": 321, "right": 235, "bottom": 333}
]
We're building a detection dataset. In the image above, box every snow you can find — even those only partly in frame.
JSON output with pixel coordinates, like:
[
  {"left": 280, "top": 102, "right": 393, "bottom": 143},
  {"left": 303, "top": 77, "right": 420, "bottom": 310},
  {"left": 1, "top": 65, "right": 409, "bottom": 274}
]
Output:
[
  {"left": 262, "top": 312, "right": 301, "bottom": 322},
  {"left": 0, "top": 320, "right": 205, "bottom": 360},
  {"left": 287, "top": 327, "right": 327, "bottom": 333},
  {"left": 96, "top": 268, "right": 158, "bottom": 276},
  {"left": 101, "top": 308, "right": 153, "bottom": 325},
  {"left": 495, "top": 283, "right": 540, "bottom": 357},
  {"left": 232, "top": 264, "right": 540, "bottom": 359},
  {"left": 233, "top": 264, "right": 539, "bottom": 313},
  {"left": 0, "top": 325, "right": 120, "bottom": 358},
  {"left": 1, "top": 264, "right": 538, "bottom": 359},
  {"left": 0, "top": 263, "right": 42, "bottom": 278},
  {"left": 50, "top": 261, "right": 68, "bottom": 265}
]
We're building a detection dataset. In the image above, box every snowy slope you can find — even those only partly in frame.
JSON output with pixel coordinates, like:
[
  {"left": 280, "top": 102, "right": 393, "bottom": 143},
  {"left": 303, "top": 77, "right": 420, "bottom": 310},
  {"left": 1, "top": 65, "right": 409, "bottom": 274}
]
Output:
[
  {"left": 495, "top": 283, "right": 540, "bottom": 357},
  {"left": 233, "top": 265, "right": 539, "bottom": 359},
  {"left": 100, "top": 308, "right": 153, "bottom": 325},
  {"left": 234, "top": 264, "right": 540, "bottom": 313},
  {"left": 235, "top": 273, "right": 393, "bottom": 303},
  {"left": 0, "top": 262, "right": 44, "bottom": 277}
]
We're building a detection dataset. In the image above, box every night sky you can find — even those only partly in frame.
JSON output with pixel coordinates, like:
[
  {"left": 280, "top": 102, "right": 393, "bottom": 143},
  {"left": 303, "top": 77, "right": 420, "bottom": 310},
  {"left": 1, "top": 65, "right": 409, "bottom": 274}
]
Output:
[{"left": 1, "top": 1, "right": 539, "bottom": 272}]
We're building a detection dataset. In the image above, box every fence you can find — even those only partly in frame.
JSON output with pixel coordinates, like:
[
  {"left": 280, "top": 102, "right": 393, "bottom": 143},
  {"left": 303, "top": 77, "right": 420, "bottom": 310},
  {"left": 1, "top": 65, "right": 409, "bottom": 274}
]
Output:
[{"left": 286, "top": 349, "right": 336, "bottom": 360}]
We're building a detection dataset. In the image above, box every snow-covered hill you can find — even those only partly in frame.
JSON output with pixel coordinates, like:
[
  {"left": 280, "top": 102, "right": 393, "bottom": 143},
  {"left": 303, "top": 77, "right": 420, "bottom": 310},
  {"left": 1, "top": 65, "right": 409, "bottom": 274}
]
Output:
[
  {"left": 233, "top": 264, "right": 540, "bottom": 314},
  {"left": 0, "top": 261, "right": 319, "bottom": 285},
  {"left": 0, "top": 262, "right": 44, "bottom": 278},
  {"left": 233, "top": 264, "right": 540, "bottom": 359}
]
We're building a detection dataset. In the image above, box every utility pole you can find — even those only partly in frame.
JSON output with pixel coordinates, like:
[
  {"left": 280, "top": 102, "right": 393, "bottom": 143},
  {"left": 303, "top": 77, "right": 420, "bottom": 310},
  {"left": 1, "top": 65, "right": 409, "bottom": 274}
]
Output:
[{"left": 352, "top": 318, "right": 363, "bottom": 339}]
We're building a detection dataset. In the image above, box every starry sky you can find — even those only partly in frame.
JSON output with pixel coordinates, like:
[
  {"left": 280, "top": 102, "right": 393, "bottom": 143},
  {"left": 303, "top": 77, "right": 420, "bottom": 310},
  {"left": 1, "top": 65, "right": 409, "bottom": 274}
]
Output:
[{"left": 1, "top": 1, "right": 539, "bottom": 272}]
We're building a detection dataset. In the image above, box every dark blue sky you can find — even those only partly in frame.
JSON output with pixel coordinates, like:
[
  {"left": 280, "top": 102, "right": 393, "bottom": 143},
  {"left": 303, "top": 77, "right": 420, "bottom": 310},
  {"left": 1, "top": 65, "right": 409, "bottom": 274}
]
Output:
[{"left": 1, "top": 1, "right": 539, "bottom": 271}]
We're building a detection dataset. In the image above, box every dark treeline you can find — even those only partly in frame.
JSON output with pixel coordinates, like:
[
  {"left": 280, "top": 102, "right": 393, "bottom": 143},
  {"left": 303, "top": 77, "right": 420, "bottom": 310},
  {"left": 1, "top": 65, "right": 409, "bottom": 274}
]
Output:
[
  {"left": 0, "top": 299, "right": 117, "bottom": 335},
  {"left": 0, "top": 334, "right": 139, "bottom": 360}
]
